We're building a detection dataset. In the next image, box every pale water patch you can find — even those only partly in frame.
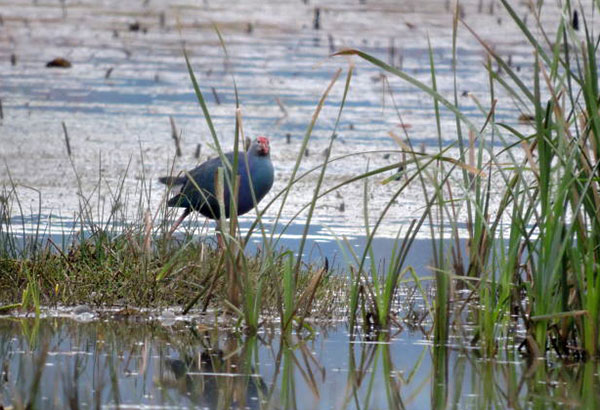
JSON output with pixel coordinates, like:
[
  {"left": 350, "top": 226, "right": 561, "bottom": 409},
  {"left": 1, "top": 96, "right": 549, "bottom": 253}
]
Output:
[{"left": 0, "top": 0, "right": 552, "bottom": 247}]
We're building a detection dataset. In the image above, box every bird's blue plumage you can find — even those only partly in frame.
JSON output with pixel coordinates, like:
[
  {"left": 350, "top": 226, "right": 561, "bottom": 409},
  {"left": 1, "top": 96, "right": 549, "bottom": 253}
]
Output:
[{"left": 161, "top": 139, "right": 274, "bottom": 219}]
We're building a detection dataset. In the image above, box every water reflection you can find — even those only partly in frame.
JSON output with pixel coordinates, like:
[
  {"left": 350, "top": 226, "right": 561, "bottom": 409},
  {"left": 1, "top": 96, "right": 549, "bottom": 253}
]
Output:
[
  {"left": 0, "top": 317, "right": 599, "bottom": 408},
  {"left": 156, "top": 337, "right": 268, "bottom": 408},
  {"left": 343, "top": 333, "right": 406, "bottom": 409}
]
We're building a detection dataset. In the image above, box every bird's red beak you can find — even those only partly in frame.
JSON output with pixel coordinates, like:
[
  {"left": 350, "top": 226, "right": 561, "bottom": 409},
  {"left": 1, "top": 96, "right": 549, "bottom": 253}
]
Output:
[{"left": 257, "top": 136, "right": 270, "bottom": 155}]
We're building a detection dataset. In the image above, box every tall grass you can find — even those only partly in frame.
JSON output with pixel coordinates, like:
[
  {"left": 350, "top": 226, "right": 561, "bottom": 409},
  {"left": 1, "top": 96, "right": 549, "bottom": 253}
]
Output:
[{"left": 333, "top": 0, "right": 600, "bottom": 359}]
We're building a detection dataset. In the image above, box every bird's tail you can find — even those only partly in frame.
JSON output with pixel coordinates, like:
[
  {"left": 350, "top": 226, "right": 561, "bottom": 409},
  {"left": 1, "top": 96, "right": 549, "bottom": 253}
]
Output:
[{"left": 158, "top": 175, "right": 186, "bottom": 185}]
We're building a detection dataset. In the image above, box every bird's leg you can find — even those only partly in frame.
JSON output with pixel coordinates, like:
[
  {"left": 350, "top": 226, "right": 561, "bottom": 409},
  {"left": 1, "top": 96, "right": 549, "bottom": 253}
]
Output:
[
  {"left": 167, "top": 208, "right": 191, "bottom": 238},
  {"left": 217, "top": 232, "right": 224, "bottom": 250}
]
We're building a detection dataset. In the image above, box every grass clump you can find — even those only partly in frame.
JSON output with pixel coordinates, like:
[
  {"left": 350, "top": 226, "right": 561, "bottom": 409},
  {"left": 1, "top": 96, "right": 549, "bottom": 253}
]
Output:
[
  {"left": 0, "top": 226, "right": 345, "bottom": 318},
  {"left": 335, "top": 0, "right": 600, "bottom": 360}
]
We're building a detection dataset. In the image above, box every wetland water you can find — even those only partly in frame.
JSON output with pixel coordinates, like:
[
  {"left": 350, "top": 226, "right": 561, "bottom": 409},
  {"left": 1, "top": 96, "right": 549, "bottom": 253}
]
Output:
[
  {"left": 2, "top": 0, "right": 600, "bottom": 408},
  {"left": 0, "top": 0, "right": 544, "bottom": 241},
  {"left": 2, "top": 314, "right": 598, "bottom": 409}
]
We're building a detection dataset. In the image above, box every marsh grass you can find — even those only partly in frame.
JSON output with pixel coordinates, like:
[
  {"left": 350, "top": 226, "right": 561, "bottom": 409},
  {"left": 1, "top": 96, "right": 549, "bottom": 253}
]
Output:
[
  {"left": 0, "top": 137, "right": 346, "bottom": 319},
  {"left": 334, "top": 0, "right": 600, "bottom": 360},
  {"left": 3, "top": 166, "right": 351, "bottom": 307}
]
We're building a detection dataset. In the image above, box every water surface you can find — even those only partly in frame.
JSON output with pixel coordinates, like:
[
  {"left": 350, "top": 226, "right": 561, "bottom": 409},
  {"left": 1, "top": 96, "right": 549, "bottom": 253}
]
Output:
[
  {"left": 1, "top": 315, "right": 598, "bottom": 409},
  {"left": 0, "top": 0, "right": 559, "bottom": 241}
]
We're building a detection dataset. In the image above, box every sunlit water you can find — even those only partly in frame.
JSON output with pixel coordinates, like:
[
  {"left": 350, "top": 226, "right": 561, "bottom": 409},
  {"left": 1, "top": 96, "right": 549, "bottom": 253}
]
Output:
[{"left": 0, "top": 0, "right": 569, "bottom": 244}]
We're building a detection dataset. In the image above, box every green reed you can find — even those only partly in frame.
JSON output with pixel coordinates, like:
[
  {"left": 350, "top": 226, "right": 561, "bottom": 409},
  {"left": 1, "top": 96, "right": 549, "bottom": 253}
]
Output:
[{"left": 333, "top": 0, "right": 600, "bottom": 359}]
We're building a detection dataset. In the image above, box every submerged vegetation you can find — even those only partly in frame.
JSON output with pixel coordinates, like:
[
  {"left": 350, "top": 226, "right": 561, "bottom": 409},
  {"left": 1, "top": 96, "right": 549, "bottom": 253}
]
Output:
[{"left": 3, "top": 0, "right": 600, "bottom": 376}]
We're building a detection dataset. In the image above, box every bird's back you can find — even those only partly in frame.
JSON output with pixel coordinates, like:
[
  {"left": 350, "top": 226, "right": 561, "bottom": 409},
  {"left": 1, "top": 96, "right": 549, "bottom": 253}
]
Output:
[{"left": 165, "top": 151, "right": 273, "bottom": 219}]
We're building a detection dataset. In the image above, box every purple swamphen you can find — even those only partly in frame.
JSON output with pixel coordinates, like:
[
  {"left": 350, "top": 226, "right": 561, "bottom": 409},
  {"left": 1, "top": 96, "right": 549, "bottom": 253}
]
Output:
[{"left": 159, "top": 136, "right": 274, "bottom": 235}]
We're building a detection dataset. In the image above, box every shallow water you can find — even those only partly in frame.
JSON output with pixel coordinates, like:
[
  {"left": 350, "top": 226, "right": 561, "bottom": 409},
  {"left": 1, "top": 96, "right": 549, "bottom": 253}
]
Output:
[
  {"left": 1, "top": 315, "right": 598, "bottom": 409},
  {"left": 0, "top": 0, "right": 569, "bottom": 243}
]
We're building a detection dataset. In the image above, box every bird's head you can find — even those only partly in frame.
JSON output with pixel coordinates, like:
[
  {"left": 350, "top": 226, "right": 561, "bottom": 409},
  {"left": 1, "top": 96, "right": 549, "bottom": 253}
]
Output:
[{"left": 254, "top": 136, "right": 270, "bottom": 156}]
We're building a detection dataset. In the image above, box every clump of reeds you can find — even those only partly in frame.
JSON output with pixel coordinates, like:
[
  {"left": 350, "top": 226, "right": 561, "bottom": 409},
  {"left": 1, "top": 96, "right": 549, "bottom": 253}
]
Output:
[{"left": 333, "top": 0, "right": 600, "bottom": 360}]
